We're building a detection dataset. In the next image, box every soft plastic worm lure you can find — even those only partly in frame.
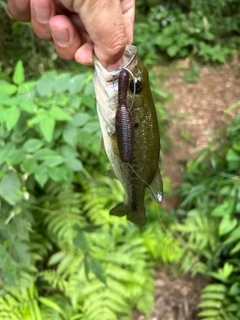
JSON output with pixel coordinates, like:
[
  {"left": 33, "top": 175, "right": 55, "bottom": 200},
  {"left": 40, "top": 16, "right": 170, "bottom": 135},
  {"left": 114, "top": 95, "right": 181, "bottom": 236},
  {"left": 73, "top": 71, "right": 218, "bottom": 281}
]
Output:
[{"left": 115, "top": 69, "right": 134, "bottom": 163}]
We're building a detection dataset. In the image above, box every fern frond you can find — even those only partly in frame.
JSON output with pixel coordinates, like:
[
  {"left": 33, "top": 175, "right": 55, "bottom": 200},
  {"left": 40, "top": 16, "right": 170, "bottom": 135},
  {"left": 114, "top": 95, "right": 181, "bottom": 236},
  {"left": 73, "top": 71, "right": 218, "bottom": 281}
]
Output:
[
  {"left": 80, "top": 282, "right": 130, "bottom": 320},
  {"left": 80, "top": 177, "right": 125, "bottom": 225},
  {"left": 198, "top": 282, "right": 230, "bottom": 320},
  {"left": 0, "top": 285, "right": 41, "bottom": 320},
  {"left": 39, "top": 270, "right": 67, "bottom": 293}
]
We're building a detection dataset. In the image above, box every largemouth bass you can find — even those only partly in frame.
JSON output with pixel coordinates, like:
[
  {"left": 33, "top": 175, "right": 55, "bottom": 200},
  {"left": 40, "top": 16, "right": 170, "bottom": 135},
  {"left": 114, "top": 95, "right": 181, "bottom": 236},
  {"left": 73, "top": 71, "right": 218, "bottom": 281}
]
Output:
[{"left": 93, "top": 45, "right": 163, "bottom": 226}]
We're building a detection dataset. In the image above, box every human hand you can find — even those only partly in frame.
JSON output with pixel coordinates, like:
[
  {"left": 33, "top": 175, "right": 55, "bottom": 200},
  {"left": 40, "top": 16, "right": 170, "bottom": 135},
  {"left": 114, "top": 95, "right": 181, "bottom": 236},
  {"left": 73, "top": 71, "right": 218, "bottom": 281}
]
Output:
[{"left": 7, "top": 0, "right": 135, "bottom": 71}]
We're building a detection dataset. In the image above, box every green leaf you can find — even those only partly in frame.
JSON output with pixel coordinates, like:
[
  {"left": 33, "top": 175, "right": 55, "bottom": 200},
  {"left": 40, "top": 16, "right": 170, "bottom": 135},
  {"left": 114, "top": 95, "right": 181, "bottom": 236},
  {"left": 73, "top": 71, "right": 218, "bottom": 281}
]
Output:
[
  {"left": 69, "top": 74, "right": 86, "bottom": 94},
  {"left": 20, "top": 100, "right": 37, "bottom": 114},
  {"left": 49, "top": 106, "right": 71, "bottom": 121},
  {"left": 53, "top": 73, "right": 71, "bottom": 93},
  {"left": 18, "top": 81, "right": 37, "bottom": 94},
  {"left": 73, "top": 231, "right": 90, "bottom": 252},
  {"left": 34, "top": 148, "right": 58, "bottom": 161},
  {"left": 90, "top": 257, "right": 106, "bottom": 284},
  {"left": 0, "top": 172, "right": 21, "bottom": 205},
  {"left": 219, "top": 216, "right": 237, "bottom": 236},
  {"left": 230, "top": 241, "right": 240, "bottom": 255},
  {"left": 167, "top": 45, "right": 179, "bottom": 57},
  {"left": 0, "top": 143, "right": 16, "bottom": 165},
  {"left": 60, "top": 145, "right": 77, "bottom": 159},
  {"left": 23, "top": 139, "right": 43, "bottom": 153},
  {"left": 68, "top": 95, "right": 82, "bottom": 109},
  {"left": 36, "top": 72, "right": 55, "bottom": 96},
  {"left": 0, "top": 83, "right": 18, "bottom": 95},
  {"left": 3, "top": 258, "right": 17, "bottom": 286},
  {"left": 35, "top": 166, "right": 48, "bottom": 187},
  {"left": 81, "top": 96, "right": 96, "bottom": 108},
  {"left": 226, "top": 149, "right": 239, "bottom": 162},
  {"left": 198, "top": 310, "right": 219, "bottom": 317},
  {"left": 5, "top": 106, "right": 21, "bottom": 131},
  {"left": 44, "top": 156, "right": 65, "bottom": 168},
  {"left": 198, "top": 299, "right": 221, "bottom": 308},
  {"left": 0, "top": 106, "right": 5, "bottom": 123},
  {"left": 224, "top": 101, "right": 240, "bottom": 114},
  {"left": 83, "top": 82, "right": 95, "bottom": 96},
  {"left": 225, "top": 227, "right": 240, "bottom": 244},
  {"left": 65, "top": 158, "right": 83, "bottom": 171},
  {"left": 13, "top": 61, "right": 25, "bottom": 85},
  {"left": 211, "top": 199, "right": 235, "bottom": 217},
  {"left": 71, "top": 112, "right": 90, "bottom": 127},
  {"left": 40, "top": 115, "right": 55, "bottom": 142},
  {"left": 82, "top": 122, "right": 100, "bottom": 133},
  {"left": 6, "top": 149, "right": 25, "bottom": 165},
  {"left": 39, "top": 297, "right": 64, "bottom": 315},
  {"left": 229, "top": 282, "right": 240, "bottom": 296},
  {"left": 222, "top": 262, "right": 233, "bottom": 278},
  {"left": 48, "top": 166, "right": 68, "bottom": 182},
  {"left": 48, "top": 251, "right": 66, "bottom": 266},
  {"left": 22, "top": 158, "right": 38, "bottom": 174},
  {"left": 63, "top": 125, "right": 78, "bottom": 147},
  {"left": 202, "top": 283, "right": 227, "bottom": 293},
  {"left": 84, "top": 255, "right": 90, "bottom": 280}
]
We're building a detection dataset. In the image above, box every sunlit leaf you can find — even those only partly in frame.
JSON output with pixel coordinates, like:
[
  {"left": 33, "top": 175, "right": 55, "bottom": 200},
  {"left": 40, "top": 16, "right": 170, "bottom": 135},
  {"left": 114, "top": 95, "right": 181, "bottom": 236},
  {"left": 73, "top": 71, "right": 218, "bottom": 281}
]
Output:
[
  {"left": 0, "top": 172, "right": 21, "bottom": 205},
  {"left": 219, "top": 216, "right": 237, "bottom": 236},
  {"left": 36, "top": 72, "right": 55, "bottom": 96},
  {"left": 23, "top": 139, "right": 43, "bottom": 153},
  {"left": 35, "top": 165, "right": 48, "bottom": 187},
  {"left": 49, "top": 106, "right": 71, "bottom": 121},
  {"left": 40, "top": 115, "right": 55, "bottom": 142},
  {"left": 20, "top": 100, "right": 37, "bottom": 114},
  {"left": 0, "top": 84, "right": 18, "bottom": 95},
  {"left": 53, "top": 73, "right": 71, "bottom": 93},
  {"left": 73, "top": 231, "right": 90, "bottom": 252},
  {"left": 13, "top": 60, "right": 25, "bottom": 85},
  {"left": 69, "top": 74, "right": 86, "bottom": 94},
  {"left": 5, "top": 106, "right": 21, "bottom": 131},
  {"left": 18, "top": 81, "right": 37, "bottom": 94}
]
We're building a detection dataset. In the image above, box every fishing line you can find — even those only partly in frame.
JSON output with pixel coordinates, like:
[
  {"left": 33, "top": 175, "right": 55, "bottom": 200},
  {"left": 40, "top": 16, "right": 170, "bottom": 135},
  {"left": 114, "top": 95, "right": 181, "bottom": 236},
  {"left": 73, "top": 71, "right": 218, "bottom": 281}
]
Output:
[
  {"left": 110, "top": 66, "right": 137, "bottom": 112},
  {"left": 128, "top": 163, "right": 168, "bottom": 233},
  {"left": 121, "top": 67, "right": 137, "bottom": 112},
  {"left": 128, "top": 163, "right": 162, "bottom": 203}
]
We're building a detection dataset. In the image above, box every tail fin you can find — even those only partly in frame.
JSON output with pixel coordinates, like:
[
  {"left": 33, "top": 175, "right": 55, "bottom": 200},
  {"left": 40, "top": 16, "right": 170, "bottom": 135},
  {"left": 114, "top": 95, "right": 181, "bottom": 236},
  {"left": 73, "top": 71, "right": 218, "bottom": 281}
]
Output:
[{"left": 110, "top": 202, "right": 146, "bottom": 226}]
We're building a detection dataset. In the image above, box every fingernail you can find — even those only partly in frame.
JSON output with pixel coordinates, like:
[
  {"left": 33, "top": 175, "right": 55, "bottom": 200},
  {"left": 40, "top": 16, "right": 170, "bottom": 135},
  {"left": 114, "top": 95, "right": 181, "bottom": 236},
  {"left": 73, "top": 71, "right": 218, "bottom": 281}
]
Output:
[
  {"left": 15, "top": 1, "right": 29, "bottom": 11},
  {"left": 33, "top": 2, "right": 51, "bottom": 23},
  {"left": 52, "top": 29, "right": 69, "bottom": 46}
]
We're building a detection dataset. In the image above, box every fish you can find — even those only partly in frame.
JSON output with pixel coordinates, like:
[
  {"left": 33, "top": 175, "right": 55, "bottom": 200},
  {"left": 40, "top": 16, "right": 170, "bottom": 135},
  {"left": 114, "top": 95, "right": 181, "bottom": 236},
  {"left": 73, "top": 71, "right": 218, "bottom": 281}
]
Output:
[{"left": 93, "top": 45, "right": 163, "bottom": 226}]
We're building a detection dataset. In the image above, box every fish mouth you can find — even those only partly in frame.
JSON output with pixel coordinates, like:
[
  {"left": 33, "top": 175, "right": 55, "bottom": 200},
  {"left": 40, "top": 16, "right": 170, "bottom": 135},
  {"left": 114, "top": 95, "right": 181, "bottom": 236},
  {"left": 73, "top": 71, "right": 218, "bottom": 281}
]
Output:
[{"left": 94, "top": 45, "right": 138, "bottom": 83}]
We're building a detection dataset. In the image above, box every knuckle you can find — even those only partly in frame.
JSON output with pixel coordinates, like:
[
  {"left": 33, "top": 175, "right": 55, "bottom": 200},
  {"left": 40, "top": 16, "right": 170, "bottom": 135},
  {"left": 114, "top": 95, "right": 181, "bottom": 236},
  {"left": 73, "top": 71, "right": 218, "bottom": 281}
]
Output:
[{"left": 106, "top": 33, "right": 127, "bottom": 60}]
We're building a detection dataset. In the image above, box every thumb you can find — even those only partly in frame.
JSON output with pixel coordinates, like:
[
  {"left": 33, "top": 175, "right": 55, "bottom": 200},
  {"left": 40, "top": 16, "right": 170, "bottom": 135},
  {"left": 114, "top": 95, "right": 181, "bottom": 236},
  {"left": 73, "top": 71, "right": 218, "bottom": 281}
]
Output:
[{"left": 77, "top": 0, "right": 127, "bottom": 70}]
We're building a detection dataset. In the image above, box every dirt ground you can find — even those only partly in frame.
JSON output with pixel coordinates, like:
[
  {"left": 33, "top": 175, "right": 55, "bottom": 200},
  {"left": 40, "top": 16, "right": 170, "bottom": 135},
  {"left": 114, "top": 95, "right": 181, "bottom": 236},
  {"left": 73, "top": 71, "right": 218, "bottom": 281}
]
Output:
[{"left": 133, "top": 62, "right": 240, "bottom": 320}]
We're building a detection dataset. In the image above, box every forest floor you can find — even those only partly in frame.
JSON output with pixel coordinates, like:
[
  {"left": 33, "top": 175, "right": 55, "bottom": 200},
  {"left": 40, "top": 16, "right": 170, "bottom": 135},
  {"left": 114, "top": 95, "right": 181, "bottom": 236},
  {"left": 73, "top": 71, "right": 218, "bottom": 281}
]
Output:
[{"left": 133, "top": 61, "right": 240, "bottom": 320}]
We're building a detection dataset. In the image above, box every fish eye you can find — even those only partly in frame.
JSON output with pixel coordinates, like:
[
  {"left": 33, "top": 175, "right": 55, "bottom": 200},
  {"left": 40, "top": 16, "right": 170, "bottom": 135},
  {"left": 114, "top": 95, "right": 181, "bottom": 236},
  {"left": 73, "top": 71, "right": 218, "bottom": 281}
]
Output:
[{"left": 129, "top": 79, "right": 143, "bottom": 94}]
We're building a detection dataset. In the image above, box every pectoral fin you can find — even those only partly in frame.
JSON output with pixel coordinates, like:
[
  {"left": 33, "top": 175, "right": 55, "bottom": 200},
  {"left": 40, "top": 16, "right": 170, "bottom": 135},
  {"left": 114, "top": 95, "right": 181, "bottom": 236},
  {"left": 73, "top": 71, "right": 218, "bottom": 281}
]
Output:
[{"left": 148, "top": 166, "right": 163, "bottom": 203}]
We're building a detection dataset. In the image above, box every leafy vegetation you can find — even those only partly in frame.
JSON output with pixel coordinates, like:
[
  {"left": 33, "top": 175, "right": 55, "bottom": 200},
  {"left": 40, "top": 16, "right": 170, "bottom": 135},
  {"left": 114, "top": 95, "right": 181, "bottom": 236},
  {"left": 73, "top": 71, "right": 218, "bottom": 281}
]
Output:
[
  {"left": 1, "top": 0, "right": 240, "bottom": 318},
  {"left": 0, "top": 61, "right": 177, "bottom": 319},
  {"left": 174, "top": 109, "right": 240, "bottom": 319},
  {"left": 134, "top": 0, "right": 240, "bottom": 64}
]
